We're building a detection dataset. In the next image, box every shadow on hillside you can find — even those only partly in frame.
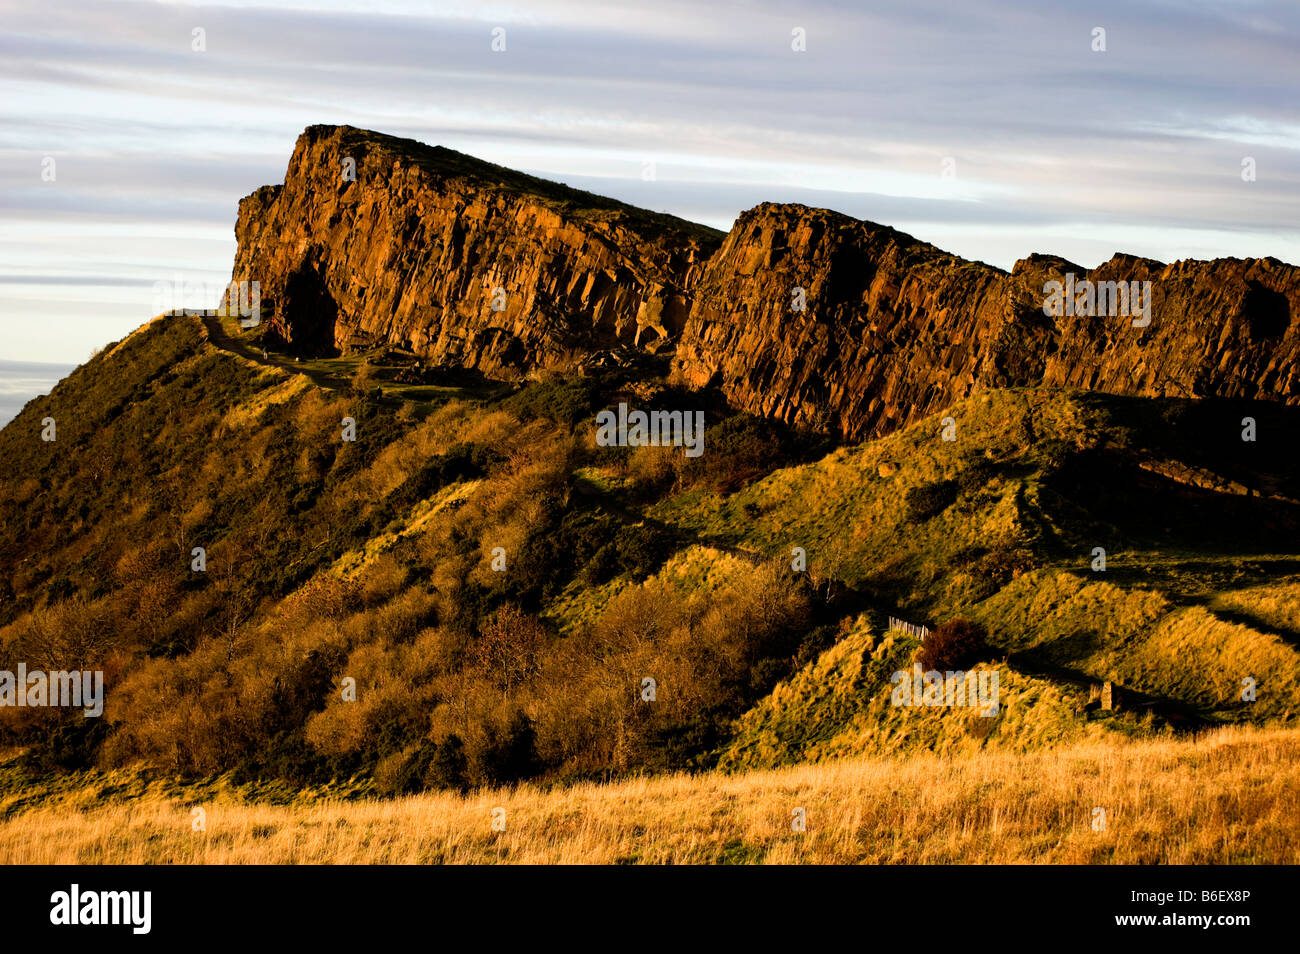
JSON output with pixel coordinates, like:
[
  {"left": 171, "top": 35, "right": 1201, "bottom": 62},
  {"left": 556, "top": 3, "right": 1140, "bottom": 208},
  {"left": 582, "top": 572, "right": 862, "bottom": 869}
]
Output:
[
  {"left": 1203, "top": 606, "right": 1300, "bottom": 652},
  {"left": 1005, "top": 653, "right": 1211, "bottom": 730},
  {"left": 1098, "top": 558, "right": 1300, "bottom": 605},
  {"left": 1044, "top": 452, "right": 1300, "bottom": 557},
  {"left": 1012, "top": 629, "right": 1107, "bottom": 670}
]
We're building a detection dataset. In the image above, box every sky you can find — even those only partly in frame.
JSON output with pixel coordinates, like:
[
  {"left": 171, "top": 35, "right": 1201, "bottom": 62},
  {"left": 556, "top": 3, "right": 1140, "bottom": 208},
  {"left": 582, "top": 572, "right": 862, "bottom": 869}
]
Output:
[{"left": 1, "top": 0, "right": 1298, "bottom": 372}]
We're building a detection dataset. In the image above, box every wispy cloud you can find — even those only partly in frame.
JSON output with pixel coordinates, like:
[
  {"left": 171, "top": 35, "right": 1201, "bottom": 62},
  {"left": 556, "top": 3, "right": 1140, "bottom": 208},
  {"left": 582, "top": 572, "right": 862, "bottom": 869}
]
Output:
[
  {"left": 0, "top": 359, "right": 77, "bottom": 427},
  {"left": 3, "top": 0, "right": 1298, "bottom": 361}
]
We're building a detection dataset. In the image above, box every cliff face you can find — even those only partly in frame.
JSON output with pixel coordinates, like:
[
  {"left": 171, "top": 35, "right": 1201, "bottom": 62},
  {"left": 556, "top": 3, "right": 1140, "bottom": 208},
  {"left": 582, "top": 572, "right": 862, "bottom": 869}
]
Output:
[
  {"left": 673, "top": 204, "right": 1012, "bottom": 439},
  {"left": 230, "top": 125, "right": 722, "bottom": 375},
  {"left": 232, "top": 126, "right": 1300, "bottom": 440},
  {"left": 674, "top": 204, "right": 1300, "bottom": 441}
]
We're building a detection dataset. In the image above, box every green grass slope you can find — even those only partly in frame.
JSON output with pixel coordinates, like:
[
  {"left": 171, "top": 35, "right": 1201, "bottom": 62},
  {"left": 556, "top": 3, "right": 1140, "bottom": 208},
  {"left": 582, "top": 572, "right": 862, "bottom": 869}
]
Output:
[
  {"left": 1, "top": 319, "right": 1296, "bottom": 787},
  {"left": 647, "top": 388, "right": 1300, "bottom": 762}
]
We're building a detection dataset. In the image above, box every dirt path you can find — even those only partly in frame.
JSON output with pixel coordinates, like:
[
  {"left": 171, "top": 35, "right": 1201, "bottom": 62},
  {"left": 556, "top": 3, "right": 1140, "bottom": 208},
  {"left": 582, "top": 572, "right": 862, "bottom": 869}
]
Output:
[
  {"left": 200, "top": 315, "right": 355, "bottom": 392},
  {"left": 200, "top": 315, "right": 282, "bottom": 370}
]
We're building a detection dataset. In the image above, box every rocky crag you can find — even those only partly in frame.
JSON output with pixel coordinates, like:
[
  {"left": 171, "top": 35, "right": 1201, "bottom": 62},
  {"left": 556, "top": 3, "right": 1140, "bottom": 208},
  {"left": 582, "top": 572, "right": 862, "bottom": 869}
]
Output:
[
  {"left": 230, "top": 125, "right": 721, "bottom": 372},
  {"left": 230, "top": 125, "right": 1300, "bottom": 441}
]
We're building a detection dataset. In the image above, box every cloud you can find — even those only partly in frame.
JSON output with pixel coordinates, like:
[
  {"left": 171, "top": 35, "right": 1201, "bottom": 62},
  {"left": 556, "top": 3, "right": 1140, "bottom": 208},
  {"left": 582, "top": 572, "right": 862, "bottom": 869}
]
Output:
[
  {"left": 0, "top": 359, "right": 77, "bottom": 428},
  {"left": 2, "top": 0, "right": 1298, "bottom": 362}
]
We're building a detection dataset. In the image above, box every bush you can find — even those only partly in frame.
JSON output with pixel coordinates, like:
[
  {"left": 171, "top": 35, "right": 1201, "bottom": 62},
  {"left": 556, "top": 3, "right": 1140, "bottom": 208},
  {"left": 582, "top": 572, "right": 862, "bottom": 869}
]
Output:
[
  {"left": 232, "top": 728, "right": 362, "bottom": 787},
  {"left": 915, "top": 618, "right": 992, "bottom": 671},
  {"left": 391, "top": 740, "right": 440, "bottom": 795},
  {"left": 680, "top": 413, "right": 792, "bottom": 493},
  {"left": 348, "top": 361, "right": 380, "bottom": 396},
  {"left": 582, "top": 522, "right": 675, "bottom": 586},
  {"left": 957, "top": 457, "right": 999, "bottom": 497},
  {"left": 973, "top": 547, "right": 1036, "bottom": 587},
  {"left": 904, "top": 479, "right": 960, "bottom": 521},
  {"left": 501, "top": 377, "right": 602, "bottom": 427},
  {"left": 476, "top": 709, "right": 541, "bottom": 784},
  {"left": 426, "top": 734, "right": 469, "bottom": 792},
  {"left": 22, "top": 715, "right": 110, "bottom": 771},
  {"left": 471, "top": 605, "right": 548, "bottom": 695}
]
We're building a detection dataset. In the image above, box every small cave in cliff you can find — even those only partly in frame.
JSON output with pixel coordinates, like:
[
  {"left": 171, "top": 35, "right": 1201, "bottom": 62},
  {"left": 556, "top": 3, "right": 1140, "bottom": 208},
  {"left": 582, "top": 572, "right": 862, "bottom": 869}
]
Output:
[
  {"left": 279, "top": 257, "right": 340, "bottom": 356},
  {"left": 1239, "top": 282, "right": 1290, "bottom": 343}
]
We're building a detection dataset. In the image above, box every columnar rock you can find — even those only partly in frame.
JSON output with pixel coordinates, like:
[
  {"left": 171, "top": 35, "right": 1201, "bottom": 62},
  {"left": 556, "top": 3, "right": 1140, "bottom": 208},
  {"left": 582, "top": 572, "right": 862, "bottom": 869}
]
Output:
[
  {"left": 672, "top": 204, "right": 1011, "bottom": 440},
  {"left": 673, "top": 204, "right": 1300, "bottom": 441},
  {"left": 230, "top": 126, "right": 1300, "bottom": 441},
  {"left": 229, "top": 125, "right": 721, "bottom": 374}
]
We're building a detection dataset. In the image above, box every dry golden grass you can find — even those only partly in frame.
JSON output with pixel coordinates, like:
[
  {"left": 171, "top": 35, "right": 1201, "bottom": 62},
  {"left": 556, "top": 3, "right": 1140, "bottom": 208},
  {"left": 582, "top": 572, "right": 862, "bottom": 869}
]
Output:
[{"left": 2, "top": 726, "right": 1297, "bottom": 864}]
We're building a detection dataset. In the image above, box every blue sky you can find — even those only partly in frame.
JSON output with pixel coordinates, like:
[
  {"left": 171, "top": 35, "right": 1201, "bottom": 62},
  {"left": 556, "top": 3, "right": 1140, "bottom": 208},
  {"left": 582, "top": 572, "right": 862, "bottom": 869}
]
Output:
[{"left": 2, "top": 0, "right": 1298, "bottom": 366}]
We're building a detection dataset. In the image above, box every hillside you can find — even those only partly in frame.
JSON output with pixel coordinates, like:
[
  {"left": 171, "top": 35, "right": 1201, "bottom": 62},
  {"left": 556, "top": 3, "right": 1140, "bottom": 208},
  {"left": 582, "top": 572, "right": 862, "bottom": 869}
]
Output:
[
  {"left": 2, "top": 126, "right": 1298, "bottom": 799},
  {"left": 0, "top": 311, "right": 820, "bottom": 784},
  {"left": 1, "top": 302, "right": 1297, "bottom": 790}
]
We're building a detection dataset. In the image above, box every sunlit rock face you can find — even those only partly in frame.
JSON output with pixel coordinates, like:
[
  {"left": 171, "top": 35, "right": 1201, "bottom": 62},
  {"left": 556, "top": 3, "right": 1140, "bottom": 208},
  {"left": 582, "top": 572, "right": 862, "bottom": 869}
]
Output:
[
  {"left": 230, "top": 125, "right": 720, "bottom": 375},
  {"left": 233, "top": 126, "right": 1300, "bottom": 441}
]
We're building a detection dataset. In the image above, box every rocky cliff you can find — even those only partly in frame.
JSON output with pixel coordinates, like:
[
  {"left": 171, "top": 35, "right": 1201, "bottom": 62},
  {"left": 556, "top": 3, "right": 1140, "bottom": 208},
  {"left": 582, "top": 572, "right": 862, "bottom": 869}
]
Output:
[
  {"left": 229, "top": 125, "right": 722, "bottom": 374},
  {"left": 231, "top": 125, "right": 1300, "bottom": 441},
  {"left": 674, "top": 204, "right": 1300, "bottom": 440}
]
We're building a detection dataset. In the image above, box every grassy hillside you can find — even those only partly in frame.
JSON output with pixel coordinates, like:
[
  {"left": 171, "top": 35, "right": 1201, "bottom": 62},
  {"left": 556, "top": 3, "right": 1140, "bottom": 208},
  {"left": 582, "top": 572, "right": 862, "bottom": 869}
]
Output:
[
  {"left": 0, "top": 313, "right": 821, "bottom": 786},
  {"left": 1, "top": 312, "right": 1297, "bottom": 794},
  {"left": 2, "top": 726, "right": 1295, "bottom": 864},
  {"left": 718, "top": 615, "right": 1150, "bottom": 770},
  {"left": 645, "top": 387, "right": 1300, "bottom": 758}
]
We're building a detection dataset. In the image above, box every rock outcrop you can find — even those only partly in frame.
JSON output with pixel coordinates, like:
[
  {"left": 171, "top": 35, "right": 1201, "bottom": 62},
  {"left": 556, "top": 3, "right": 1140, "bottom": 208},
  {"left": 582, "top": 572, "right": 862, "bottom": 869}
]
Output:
[
  {"left": 229, "top": 125, "right": 721, "bottom": 375},
  {"left": 231, "top": 125, "right": 1300, "bottom": 441},
  {"left": 674, "top": 204, "right": 1300, "bottom": 440}
]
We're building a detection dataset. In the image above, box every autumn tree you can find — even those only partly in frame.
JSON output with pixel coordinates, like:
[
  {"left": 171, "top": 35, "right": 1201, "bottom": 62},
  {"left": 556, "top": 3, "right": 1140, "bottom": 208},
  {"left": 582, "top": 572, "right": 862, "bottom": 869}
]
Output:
[{"left": 471, "top": 605, "right": 548, "bottom": 700}]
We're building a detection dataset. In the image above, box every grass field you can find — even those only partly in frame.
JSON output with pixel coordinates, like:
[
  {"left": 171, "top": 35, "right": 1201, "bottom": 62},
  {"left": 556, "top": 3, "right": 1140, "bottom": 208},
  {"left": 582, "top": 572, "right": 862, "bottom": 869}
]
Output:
[{"left": 2, "top": 726, "right": 1295, "bottom": 864}]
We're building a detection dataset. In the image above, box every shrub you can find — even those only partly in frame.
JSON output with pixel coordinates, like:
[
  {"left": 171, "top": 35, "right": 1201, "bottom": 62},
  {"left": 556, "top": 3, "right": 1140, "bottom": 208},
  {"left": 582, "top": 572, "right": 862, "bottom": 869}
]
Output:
[
  {"left": 471, "top": 605, "right": 548, "bottom": 695},
  {"left": 475, "top": 709, "right": 542, "bottom": 784},
  {"left": 390, "top": 740, "right": 440, "bottom": 795},
  {"left": 973, "top": 547, "right": 1036, "bottom": 587},
  {"left": 426, "top": 734, "right": 469, "bottom": 792},
  {"left": 957, "top": 457, "right": 999, "bottom": 497},
  {"left": 904, "top": 479, "right": 960, "bottom": 521},
  {"left": 510, "top": 506, "right": 646, "bottom": 604},
  {"left": 583, "top": 522, "right": 674, "bottom": 586},
  {"left": 21, "top": 715, "right": 110, "bottom": 771},
  {"left": 625, "top": 444, "right": 679, "bottom": 494},
  {"left": 679, "top": 413, "right": 791, "bottom": 492},
  {"left": 349, "top": 361, "right": 380, "bottom": 396},
  {"left": 501, "top": 377, "right": 601, "bottom": 427},
  {"left": 915, "top": 618, "right": 992, "bottom": 671}
]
